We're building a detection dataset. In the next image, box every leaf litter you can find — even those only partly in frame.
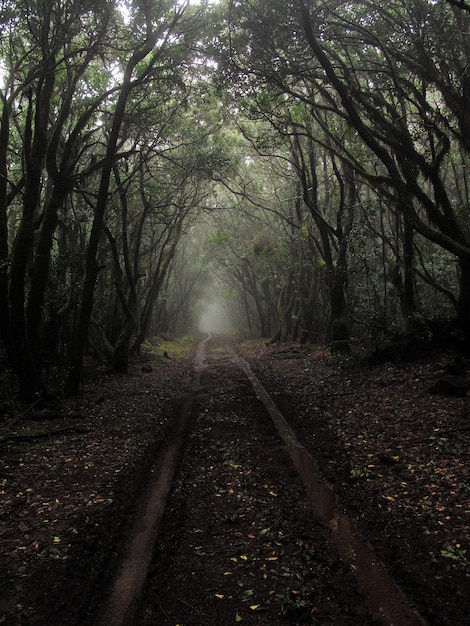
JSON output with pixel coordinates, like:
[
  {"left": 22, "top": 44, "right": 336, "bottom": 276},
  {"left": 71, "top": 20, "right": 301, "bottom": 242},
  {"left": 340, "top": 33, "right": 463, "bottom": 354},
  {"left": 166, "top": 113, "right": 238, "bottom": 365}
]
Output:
[{"left": 0, "top": 340, "right": 468, "bottom": 625}]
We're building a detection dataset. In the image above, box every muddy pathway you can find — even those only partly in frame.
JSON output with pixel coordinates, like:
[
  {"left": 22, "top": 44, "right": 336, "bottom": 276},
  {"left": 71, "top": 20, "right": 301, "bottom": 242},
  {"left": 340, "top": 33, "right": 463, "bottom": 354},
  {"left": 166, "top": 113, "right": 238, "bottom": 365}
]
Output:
[{"left": 97, "top": 336, "right": 426, "bottom": 625}]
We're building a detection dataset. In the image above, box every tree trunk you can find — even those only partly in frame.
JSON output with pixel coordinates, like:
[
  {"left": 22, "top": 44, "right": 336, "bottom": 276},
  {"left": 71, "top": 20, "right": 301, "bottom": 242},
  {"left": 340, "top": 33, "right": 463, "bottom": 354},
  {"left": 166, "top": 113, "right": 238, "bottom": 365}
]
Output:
[
  {"left": 65, "top": 79, "right": 132, "bottom": 395},
  {"left": 329, "top": 270, "right": 349, "bottom": 352},
  {"left": 402, "top": 218, "right": 416, "bottom": 330},
  {"left": 27, "top": 50, "right": 97, "bottom": 367},
  {"left": 65, "top": 6, "right": 184, "bottom": 394},
  {"left": 241, "top": 282, "right": 254, "bottom": 336},
  {"left": 113, "top": 343, "right": 130, "bottom": 374},
  {"left": 132, "top": 237, "right": 180, "bottom": 353},
  {"left": 26, "top": 188, "right": 62, "bottom": 364},
  {"left": 111, "top": 285, "right": 138, "bottom": 373},
  {"left": 113, "top": 319, "right": 135, "bottom": 373},
  {"left": 9, "top": 69, "right": 55, "bottom": 399},
  {"left": 457, "top": 258, "right": 470, "bottom": 351},
  {"left": 0, "top": 94, "right": 13, "bottom": 371}
]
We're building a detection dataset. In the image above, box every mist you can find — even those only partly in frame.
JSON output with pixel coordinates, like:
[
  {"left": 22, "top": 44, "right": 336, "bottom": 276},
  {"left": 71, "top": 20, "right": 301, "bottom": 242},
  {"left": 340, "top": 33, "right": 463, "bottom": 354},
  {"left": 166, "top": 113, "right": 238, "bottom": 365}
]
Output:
[{"left": 198, "top": 302, "right": 234, "bottom": 335}]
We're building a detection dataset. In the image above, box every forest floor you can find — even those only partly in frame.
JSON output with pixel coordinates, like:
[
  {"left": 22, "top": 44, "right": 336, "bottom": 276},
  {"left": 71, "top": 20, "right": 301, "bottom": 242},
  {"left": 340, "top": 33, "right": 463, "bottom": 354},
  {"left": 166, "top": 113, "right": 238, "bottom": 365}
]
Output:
[{"left": 0, "top": 335, "right": 469, "bottom": 625}]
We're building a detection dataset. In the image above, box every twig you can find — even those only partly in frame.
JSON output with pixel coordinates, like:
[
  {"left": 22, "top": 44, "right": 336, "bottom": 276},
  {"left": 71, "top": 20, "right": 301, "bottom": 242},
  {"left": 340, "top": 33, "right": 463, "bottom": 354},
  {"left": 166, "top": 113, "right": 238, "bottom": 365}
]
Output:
[
  {"left": 439, "top": 421, "right": 470, "bottom": 435},
  {"left": 156, "top": 602, "right": 173, "bottom": 624},
  {"left": 403, "top": 421, "right": 470, "bottom": 445},
  {"left": 177, "top": 597, "right": 207, "bottom": 625},
  {"left": 0, "top": 427, "right": 89, "bottom": 445},
  {"left": 211, "top": 542, "right": 245, "bottom": 555}
]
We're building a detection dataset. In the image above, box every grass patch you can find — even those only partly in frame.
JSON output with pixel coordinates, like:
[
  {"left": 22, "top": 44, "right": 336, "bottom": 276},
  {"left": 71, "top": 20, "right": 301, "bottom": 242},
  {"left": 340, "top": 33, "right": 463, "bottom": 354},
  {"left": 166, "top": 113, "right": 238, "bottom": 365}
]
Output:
[{"left": 143, "top": 335, "right": 197, "bottom": 361}]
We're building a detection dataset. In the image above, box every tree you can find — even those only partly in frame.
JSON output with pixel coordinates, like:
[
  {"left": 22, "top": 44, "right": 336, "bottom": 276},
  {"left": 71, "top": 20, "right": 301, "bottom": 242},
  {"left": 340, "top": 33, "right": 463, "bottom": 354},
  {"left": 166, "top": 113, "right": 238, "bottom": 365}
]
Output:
[
  {"left": 65, "top": 1, "right": 192, "bottom": 394},
  {"left": 295, "top": 0, "right": 470, "bottom": 347},
  {"left": 214, "top": 0, "right": 470, "bottom": 350},
  {"left": 0, "top": 0, "right": 225, "bottom": 398},
  {"left": 0, "top": 0, "right": 116, "bottom": 399}
]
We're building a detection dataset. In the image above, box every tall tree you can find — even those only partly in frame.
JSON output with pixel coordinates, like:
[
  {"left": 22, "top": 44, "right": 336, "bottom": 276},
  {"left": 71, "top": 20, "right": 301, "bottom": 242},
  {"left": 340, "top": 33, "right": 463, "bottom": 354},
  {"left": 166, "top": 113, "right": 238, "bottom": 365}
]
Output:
[
  {"left": 295, "top": 0, "right": 470, "bottom": 346},
  {"left": 66, "top": 1, "right": 191, "bottom": 393},
  {"left": 0, "top": 0, "right": 115, "bottom": 399},
  {"left": 216, "top": 0, "right": 470, "bottom": 349}
]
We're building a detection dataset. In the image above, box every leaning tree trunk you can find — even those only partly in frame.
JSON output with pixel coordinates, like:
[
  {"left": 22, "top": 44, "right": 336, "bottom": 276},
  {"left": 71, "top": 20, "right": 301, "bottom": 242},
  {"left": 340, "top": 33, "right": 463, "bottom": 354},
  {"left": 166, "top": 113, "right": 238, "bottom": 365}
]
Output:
[
  {"left": 27, "top": 52, "right": 98, "bottom": 368},
  {"left": 65, "top": 72, "right": 139, "bottom": 395}
]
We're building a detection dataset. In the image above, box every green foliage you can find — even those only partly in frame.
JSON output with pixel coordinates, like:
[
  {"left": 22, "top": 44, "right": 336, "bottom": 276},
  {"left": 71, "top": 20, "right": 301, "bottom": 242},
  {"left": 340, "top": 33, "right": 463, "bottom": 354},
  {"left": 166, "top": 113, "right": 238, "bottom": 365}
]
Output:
[
  {"left": 350, "top": 467, "right": 372, "bottom": 481},
  {"left": 1, "top": 0, "right": 469, "bottom": 391},
  {"left": 208, "top": 230, "right": 230, "bottom": 245},
  {"left": 441, "top": 545, "right": 468, "bottom": 566}
]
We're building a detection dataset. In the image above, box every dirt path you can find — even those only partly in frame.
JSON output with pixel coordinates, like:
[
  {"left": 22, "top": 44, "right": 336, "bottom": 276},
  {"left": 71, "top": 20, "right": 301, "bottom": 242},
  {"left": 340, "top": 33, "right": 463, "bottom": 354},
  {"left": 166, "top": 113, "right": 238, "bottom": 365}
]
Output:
[
  {"left": 229, "top": 345, "right": 425, "bottom": 626},
  {"left": 2, "top": 336, "right": 468, "bottom": 625},
  {"left": 97, "top": 336, "right": 425, "bottom": 625},
  {"left": 95, "top": 337, "right": 211, "bottom": 626}
]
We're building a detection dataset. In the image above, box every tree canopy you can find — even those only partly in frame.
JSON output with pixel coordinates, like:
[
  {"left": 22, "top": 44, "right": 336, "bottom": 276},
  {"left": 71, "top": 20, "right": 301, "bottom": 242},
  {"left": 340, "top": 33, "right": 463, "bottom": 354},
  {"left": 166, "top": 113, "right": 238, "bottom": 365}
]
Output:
[{"left": 1, "top": 0, "right": 469, "bottom": 399}]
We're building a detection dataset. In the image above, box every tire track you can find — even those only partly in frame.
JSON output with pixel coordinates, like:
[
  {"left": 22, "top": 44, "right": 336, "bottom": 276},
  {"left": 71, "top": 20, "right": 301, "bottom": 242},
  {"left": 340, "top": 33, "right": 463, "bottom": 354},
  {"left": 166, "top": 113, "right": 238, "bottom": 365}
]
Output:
[
  {"left": 96, "top": 336, "right": 426, "bottom": 625},
  {"left": 94, "top": 336, "right": 211, "bottom": 626},
  {"left": 227, "top": 344, "right": 427, "bottom": 626}
]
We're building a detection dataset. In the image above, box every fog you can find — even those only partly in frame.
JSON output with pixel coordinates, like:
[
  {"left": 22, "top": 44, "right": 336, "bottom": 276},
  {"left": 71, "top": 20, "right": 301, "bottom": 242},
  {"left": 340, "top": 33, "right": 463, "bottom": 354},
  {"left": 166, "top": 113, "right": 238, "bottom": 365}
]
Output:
[{"left": 198, "top": 302, "right": 234, "bottom": 334}]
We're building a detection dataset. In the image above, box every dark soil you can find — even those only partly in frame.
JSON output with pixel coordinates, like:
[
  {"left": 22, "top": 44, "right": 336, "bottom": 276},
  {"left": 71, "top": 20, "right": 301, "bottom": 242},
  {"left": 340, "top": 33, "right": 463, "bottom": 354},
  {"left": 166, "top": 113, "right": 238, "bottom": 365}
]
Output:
[
  {"left": 0, "top": 337, "right": 469, "bottom": 625},
  {"left": 247, "top": 343, "right": 470, "bottom": 626}
]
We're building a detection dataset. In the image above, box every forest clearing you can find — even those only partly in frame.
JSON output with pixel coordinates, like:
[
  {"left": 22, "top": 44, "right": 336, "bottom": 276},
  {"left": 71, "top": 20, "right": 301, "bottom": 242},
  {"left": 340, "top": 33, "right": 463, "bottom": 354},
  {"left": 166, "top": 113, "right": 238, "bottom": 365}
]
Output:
[{"left": 1, "top": 336, "right": 468, "bottom": 625}]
